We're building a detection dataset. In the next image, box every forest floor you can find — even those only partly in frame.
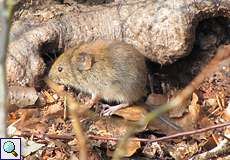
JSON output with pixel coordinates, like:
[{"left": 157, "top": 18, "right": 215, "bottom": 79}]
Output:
[{"left": 6, "top": 1, "right": 230, "bottom": 159}]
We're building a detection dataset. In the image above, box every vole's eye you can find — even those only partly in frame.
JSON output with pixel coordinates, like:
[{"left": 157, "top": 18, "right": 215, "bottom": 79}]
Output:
[{"left": 58, "top": 66, "right": 63, "bottom": 72}]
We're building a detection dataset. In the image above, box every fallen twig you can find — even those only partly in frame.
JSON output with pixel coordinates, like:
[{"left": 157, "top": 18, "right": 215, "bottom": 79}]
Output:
[
  {"left": 16, "top": 131, "right": 74, "bottom": 141},
  {"left": 89, "top": 121, "right": 230, "bottom": 142}
]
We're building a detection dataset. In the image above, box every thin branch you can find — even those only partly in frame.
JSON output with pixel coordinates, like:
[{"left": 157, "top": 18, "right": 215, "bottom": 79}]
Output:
[
  {"left": 89, "top": 121, "right": 230, "bottom": 142},
  {"left": 17, "top": 131, "right": 75, "bottom": 141}
]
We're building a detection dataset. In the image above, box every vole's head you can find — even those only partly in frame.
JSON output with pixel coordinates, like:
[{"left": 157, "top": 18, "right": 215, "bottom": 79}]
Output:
[
  {"left": 48, "top": 51, "right": 75, "bottom": 86},
  {"left": 48, "top": 47, "right": 95, "bottom": 87}
]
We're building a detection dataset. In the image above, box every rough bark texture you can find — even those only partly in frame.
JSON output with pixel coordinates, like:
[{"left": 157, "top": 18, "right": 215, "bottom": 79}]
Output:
[{"left": 6, "top": 0, "right": 230, "bottom": 86}]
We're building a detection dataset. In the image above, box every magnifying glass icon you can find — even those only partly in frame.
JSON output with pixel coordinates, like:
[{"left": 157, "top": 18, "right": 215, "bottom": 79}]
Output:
[{"left": 3, "top": 141, "right": 18, "bottom": 157}]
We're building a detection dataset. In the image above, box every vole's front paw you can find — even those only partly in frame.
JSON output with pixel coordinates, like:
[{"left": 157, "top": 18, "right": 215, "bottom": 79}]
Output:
[
  {"left": 101, "top": 104, "right": 116, "bottom": 116},
  {"left": 101, "top": 103, "right": 129, "bottom": 116}
]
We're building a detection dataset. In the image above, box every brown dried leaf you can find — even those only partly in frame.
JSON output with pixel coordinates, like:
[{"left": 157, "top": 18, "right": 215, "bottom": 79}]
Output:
[
  {"left": 205, "top": 98, "right": 218, "bottom": 108},
  {"left": 199, "top": 117, "right": 215, "bottom": 129},
  {"left": 146, "top": 93, "right": 168, "bottom": 106},
  {"left": 170, "top": 93, "right": 200, "bottom": 131},
  {"left": 167, "top": 141, "right": 199, "bottom": 160},
  {"left": 7, "top": 108, "right": 40, "bottom": 126},
  {"left": 107, "top": 140, "right": 141, "bottom": 157},
  {"left": 45, "top": 103, "right": 64, "bottom": 117},
  {"left": 22, "top": 120, "right": 48, "bottom": 134},
  {"left": 113, "top": 105, "right": 147, "bottom": 121},
  {"left": 148, "top": 116, "right": 179, "bottom": 134},
  {"left": 42, "top": 148, "right": 67, "bottom": 160},
  {"left": 169, "top": 92, "right": 190, "bottom": 118},
  {"left": 19, "top": 108, "right": 41, "bottom": 122},
  {"left": 142, "top": 141, "right": 164, "bottom": 158},
  {"left": 201, "top": 135, "right": 218, "bottom": 151},
  {"left": 88, "top": 118, "right": 146, "bottom": 137},
  {"left": 42, "top": 90, "right": 56, "bottom": 103},
  {"left": 7, "top": 112, "right": 19, "bottom": 125},
  {"left": 125, "top": 140, "right": 141, "bottom": 157},
  {"left": 197, "top": 117, "right": 215, "bottom": 140},
  {"left": 188, "top": 93, "right": 201, "bottom": 125},
  {"left": 145, "top": 93, "right": 183, "bottom": 134},
  {"left": 11, "top": 108, "right": 48, "bottom": 134},
  {"left": 146, "top": 102, "right": 180, "bottom": 134},
  {"left": 149, "top": 93, "right": 201, "bottom": 133}
]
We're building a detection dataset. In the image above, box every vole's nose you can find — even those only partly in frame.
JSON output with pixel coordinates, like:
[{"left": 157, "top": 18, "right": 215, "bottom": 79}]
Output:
[{"left": 48, "top": 72, "right": 52, "bottom": 79}]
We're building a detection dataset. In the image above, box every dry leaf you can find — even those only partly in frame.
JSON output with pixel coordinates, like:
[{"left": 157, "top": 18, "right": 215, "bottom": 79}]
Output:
[
  {"left": 42, "top": 147, "right": 67, "bottom": 160},
  {"left": 188, "top": 93, "right": 201, "bottom": 125},
  {"left": 45, "top": 103, "right": 64, "bottom": 117},
  {"left": 146, "top": 103, "right": 181, "bottom": 134},
  {"left": 124, "top": 140, "right": 141, "bottom": 157},
  {"left": 12, "top": 109, "right": 48, "bottom": 134},
  {"left": 169, "top": 93, "right": 190, "bottom": 118},
  {"left": 202, "top": 135, "right": 218, "bottom": 151},
  {"left": 171, "top": 93, "right": 201, "bottom": 131},
  {"left": 15, "top": 108, "right": 40, "bottom": 123},
  {"left": 113, "top": 105, "right": 147, "bottom": 121},
  {"left": 146, "top": 93, "right": 168, "bottom": 106},
  {"left": 142, "top": 141, "right": 163, "bottom": 158},
  {"left": 149, "top": 93, "right": 201, "bottom": 134},
  {"left": 42, "top": 90, "right": 56, "bottom": 103},
  {"left": 205, "top": 98, "right": 218, "bottom": 108},
  {"left": 88, "top": 118, "right": 146, "bottom": 137},
  {"left": 199, "top": 117, "right": 215, "bottom": 129},
  {"left": 196, "top": 117, "right": 215, "bottom": 140},
  {"left": 107, "top": 140, "right": 141, "bottom": 157},
  {"left": 148, "top": 116, "right": 180, "bottom": 134},
  {"left": 21, "top": 120, "right": 48, "bottom": 134},
  {"left": 167, "top": 141, "right": 199, "bottom": 160}
]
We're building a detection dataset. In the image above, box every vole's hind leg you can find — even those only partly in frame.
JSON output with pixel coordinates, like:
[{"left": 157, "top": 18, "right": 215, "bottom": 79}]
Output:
[
  {"left": 101, "top": 103, "right": 129, "bottom": 116},
  {"left": 86, "top": 93, "right": 100, "bottom": 108}
]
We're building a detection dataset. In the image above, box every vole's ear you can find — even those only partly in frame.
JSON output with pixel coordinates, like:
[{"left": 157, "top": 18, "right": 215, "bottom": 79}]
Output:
[{"left": 71, "top": 52, "right": 94, "bottom": 71}]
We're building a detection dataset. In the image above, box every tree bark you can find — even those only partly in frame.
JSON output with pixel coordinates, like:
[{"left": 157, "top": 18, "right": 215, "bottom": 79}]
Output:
[{"left": 6, "top": 0, "right": 230, "bottom": 86}]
